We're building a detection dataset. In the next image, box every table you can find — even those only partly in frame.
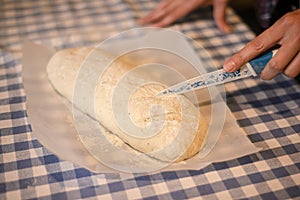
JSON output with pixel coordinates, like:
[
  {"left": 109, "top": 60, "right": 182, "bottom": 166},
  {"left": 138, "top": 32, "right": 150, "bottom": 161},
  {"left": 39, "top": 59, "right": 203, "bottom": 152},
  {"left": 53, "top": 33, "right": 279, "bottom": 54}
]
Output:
[{"left": 1, "top": 0, "right": 299, "bottom": 199}]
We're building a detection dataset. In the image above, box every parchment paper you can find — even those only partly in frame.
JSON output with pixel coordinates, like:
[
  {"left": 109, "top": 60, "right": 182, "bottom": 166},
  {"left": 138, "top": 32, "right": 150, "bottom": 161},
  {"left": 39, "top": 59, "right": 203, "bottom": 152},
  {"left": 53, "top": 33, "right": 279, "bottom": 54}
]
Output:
[{"left": 22, "top": 30, "right": 260, "bottom": 174}]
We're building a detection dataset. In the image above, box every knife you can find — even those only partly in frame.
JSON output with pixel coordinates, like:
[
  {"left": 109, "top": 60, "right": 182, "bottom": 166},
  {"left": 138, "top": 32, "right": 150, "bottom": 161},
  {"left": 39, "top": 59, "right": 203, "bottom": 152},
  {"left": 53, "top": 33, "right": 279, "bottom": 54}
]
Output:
[{"left": 158, "top": 50, "right": 277, "bottom": 95}]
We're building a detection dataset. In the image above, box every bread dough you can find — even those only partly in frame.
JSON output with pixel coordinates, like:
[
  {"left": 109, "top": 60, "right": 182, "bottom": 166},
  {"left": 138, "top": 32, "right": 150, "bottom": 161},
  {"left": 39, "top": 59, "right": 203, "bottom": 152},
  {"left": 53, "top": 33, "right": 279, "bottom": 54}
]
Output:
[{"left": 47, "top": 47, "right": 208, "bottom": 162}]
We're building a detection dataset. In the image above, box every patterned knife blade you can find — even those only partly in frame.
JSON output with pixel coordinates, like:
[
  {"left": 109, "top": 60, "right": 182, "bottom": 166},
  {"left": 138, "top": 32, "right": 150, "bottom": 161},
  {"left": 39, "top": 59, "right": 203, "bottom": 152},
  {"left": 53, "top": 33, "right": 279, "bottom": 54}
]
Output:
[{"left": 158, "top": 50, "right": 277, "bottom": 95}]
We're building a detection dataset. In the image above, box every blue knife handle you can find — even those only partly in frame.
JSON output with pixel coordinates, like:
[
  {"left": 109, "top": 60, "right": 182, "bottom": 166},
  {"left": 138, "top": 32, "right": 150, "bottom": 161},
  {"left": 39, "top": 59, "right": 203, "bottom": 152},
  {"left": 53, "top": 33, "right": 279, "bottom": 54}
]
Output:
[{"left": 248, "top": 50, "right": 277, "bottom": 75}]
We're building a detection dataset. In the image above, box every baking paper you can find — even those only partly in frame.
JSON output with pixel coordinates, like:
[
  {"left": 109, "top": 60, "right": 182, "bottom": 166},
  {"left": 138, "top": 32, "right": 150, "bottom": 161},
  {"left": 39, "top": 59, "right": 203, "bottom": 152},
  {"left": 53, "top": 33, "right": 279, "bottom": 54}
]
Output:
[{"left": 22, "top": 29, "right": 260, "bottom": 174}]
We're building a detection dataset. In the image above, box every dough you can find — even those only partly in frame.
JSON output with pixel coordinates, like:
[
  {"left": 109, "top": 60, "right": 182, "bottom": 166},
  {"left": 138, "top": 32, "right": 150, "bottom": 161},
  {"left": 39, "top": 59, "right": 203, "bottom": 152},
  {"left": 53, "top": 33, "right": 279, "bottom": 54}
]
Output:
[{"left": 47, "top": 47, "right": 208, "bottom": 162}]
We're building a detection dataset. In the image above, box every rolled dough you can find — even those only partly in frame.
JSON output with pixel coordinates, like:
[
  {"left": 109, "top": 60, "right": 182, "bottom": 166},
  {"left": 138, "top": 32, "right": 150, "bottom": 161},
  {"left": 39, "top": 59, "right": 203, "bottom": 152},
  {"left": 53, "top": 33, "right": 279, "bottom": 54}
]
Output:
[{"left": 47, "top": 47, "right": 208, "bottom": 162}]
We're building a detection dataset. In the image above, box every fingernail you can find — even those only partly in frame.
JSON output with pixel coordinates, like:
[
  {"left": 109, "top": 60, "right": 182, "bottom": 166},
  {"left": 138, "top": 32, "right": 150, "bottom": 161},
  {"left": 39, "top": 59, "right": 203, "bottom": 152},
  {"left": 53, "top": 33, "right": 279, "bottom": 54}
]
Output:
[
  {"left": 138, "top": 19, "right": 145, "bottom": 25},
  {"left": 224, "top": 26, "right": 232, "bottom": 34},
  {"left": 260, "top": 74, "right": 271, "bottom": 80},
  {"left": 224, "top": 60, "right": 235, "bottom": 72},
  {"left": 260, "top": 75, "right": 266, "bottom": 80}
]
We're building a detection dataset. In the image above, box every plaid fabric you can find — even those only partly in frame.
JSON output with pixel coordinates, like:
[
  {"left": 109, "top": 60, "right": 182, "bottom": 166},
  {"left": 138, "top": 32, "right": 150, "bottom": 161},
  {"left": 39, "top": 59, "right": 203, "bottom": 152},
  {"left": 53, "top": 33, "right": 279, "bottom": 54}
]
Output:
[{"left": 1, "top": 0, "right": 300, "bottom": 199}]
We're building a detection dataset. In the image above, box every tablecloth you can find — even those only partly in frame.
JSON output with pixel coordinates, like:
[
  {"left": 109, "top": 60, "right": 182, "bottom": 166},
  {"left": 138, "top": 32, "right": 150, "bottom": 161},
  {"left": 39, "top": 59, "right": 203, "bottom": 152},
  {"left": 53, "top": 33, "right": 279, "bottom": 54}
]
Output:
[{"left": 1, "top": 0, "right": 299, "bottom": 199}]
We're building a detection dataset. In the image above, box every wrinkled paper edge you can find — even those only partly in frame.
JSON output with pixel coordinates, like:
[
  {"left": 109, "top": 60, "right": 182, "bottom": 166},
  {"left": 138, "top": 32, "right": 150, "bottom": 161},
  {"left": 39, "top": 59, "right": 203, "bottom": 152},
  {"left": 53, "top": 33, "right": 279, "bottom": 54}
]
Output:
[{"left": 22, "top": 38, "right": 261, "bottom": 175}]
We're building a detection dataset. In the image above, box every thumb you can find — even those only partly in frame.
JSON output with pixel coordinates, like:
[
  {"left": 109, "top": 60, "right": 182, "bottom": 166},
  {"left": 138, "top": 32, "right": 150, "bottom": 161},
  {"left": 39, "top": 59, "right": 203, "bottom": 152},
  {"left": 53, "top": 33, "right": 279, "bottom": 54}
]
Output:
[{"left": 213, "top": 0, "right": 231, "bottom": 33}]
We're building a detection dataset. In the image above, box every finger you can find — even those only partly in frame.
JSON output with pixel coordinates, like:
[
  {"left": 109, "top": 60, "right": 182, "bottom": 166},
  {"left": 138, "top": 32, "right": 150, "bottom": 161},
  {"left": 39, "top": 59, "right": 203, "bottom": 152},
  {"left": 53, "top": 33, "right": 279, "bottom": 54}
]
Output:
[
  {"left": 283, "top": 51, "right": 300, "bottom": 78},
  {"left": 150, "top": 8, "right": 186, "bottom": 27},
  {"left": 139, "top": 1, "right": 169, "bottom": 25},
  {"left": 141, "top": 0, "right": 207, "bottom": 27},
  {"left": 260, "top": 43, "right": 300, "bottom": 80},
  {"left": 224, "top": 26, "right": 281, "bottom": 72},
  {"left": 138, "top": 0, "right": 171, "bottom": 25},
  {"left": 213, "top": 0, "right": 231, "bottom": 33},
  {"left": 150, "top": 3, "right": 198, "bottom": 27}
]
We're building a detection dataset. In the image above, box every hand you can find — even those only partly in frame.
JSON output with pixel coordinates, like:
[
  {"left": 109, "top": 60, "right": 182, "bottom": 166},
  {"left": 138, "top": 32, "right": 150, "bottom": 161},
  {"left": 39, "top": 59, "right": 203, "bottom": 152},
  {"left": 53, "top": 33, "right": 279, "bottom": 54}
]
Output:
[
  {"left": 139, "top": 0, "right": 231, "bottom": 33},
  {"left": 224, "top": 9, "right": 300, "bottom": 80}
]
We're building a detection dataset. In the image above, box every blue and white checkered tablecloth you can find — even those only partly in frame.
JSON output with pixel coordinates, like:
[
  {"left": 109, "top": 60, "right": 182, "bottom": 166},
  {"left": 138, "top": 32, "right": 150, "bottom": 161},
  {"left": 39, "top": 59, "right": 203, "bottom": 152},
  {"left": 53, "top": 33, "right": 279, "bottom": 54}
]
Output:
[{"left": 1, "top": 0, "right": 299, "bottom": 199}]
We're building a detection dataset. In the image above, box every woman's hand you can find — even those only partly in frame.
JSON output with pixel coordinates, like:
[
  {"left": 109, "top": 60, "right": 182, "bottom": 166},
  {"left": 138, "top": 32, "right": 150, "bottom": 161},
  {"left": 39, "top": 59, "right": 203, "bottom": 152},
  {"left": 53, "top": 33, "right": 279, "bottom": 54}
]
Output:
[
  {"left": 139, "top": 0, "right": 231, "bottom": 33},
  {"left": 224, "top": 9, "right": 300, "bottom": 80}
]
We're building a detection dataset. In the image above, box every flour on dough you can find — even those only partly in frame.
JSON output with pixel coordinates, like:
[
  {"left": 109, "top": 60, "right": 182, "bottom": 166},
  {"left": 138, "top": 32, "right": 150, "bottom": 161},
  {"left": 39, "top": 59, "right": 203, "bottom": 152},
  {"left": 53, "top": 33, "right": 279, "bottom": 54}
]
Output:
[{"left": 47, "top": 47, "right": 208, "bottom": 162}]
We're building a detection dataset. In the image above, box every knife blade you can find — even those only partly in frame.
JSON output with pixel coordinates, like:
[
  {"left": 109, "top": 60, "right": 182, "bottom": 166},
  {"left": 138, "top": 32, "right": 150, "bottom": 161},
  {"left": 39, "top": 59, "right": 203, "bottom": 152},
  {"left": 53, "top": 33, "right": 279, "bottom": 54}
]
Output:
[{"left": 158, "top": 50, "right": 277, "bottom": 95}]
